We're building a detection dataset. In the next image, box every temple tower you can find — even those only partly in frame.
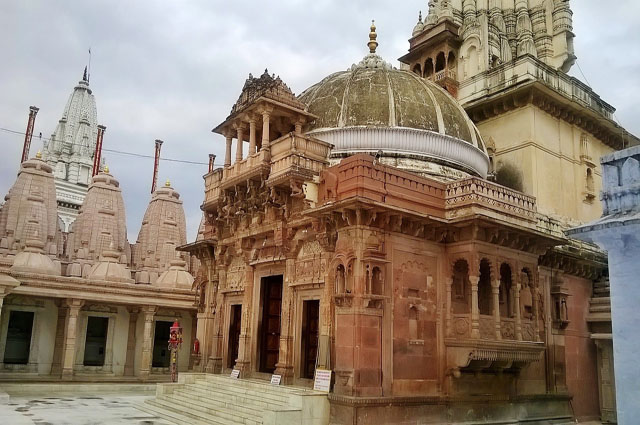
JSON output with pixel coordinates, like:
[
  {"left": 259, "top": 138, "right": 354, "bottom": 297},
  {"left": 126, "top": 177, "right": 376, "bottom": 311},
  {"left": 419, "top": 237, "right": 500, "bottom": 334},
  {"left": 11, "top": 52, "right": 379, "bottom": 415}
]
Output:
[{"left": 42, "top": 68, "right": 100, "bottom": 232}]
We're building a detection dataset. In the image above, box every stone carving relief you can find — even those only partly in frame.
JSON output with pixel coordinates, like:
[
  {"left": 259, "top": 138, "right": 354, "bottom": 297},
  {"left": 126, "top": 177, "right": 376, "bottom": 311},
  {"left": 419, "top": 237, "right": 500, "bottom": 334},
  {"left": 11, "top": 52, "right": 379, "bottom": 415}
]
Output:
[{"left": 225, "top": 256, "right": 246, "bottom": 291}]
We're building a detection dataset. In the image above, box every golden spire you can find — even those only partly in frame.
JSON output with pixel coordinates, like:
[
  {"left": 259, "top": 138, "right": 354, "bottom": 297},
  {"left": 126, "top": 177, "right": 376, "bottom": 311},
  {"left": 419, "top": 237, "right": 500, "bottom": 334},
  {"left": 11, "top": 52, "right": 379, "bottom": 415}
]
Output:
[
  {"left": 165, "top": 178, "right": 171, "bottom": 187},
  {"left": 35, "top": 150, "right": 42, "bottom": 159},
  {"left": 368, "top": 20, "right": 378, "bottom": 54},
  {"left": 103, "top": 164, "right": 109, "bottom": 173}
]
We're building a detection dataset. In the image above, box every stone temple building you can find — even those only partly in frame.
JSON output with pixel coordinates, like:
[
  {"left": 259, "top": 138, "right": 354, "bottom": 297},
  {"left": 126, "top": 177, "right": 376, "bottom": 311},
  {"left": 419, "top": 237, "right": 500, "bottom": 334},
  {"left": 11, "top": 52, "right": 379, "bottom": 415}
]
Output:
[
  {"left": 138, "top": 3, "right": 635, "bottom": 424},
  {"left": 0, "top": 150, "right": 198, "bottom": 381}
]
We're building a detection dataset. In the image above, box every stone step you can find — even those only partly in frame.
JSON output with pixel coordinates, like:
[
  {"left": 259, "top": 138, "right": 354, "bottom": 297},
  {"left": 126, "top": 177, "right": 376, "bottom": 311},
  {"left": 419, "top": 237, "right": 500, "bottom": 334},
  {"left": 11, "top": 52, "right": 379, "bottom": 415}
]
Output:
[
  {"left": 204, "top": 375, "right": 312, "bottom": 395},
  {"left": 139, "top": 398, "right": 226, "bottom": 425},
  {"left": 181, "top": 382, "right": 288, "bottom": 411},
  {"left": 161, "top": 391, "right": 263, "bottom": 424},
  {"left": 192, "top": 380, "right": 295, "bottom": 405}
]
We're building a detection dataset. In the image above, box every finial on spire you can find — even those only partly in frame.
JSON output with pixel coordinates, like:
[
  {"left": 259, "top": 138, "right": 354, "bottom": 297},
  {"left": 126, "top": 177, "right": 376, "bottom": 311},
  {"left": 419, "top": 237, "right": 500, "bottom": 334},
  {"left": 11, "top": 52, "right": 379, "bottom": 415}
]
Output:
[
  {"left": 368, "top": 20, "right": 378, "bottom": 54},
  {"left": 165, "top": 178, "right": 171, "bottom": 187},
  {"left": 419, "top": 11, "right": 423, "bottom": 22},
  {"left": 103, "top": 164, "right": 109, "bottom": 173},
  {"left": 35, "top": 150, "right": 42, "bottom": 159},
  {"left": 83, "top": 66, "right": 88, "bottom": 82}
]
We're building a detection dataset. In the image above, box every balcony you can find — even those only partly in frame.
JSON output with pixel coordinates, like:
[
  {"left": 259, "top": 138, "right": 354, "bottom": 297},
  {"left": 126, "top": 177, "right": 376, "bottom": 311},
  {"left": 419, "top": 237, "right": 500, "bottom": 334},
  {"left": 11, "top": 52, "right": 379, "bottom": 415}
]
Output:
[{"left": 266, "top": 132, "right": 332, "bottom": 187}]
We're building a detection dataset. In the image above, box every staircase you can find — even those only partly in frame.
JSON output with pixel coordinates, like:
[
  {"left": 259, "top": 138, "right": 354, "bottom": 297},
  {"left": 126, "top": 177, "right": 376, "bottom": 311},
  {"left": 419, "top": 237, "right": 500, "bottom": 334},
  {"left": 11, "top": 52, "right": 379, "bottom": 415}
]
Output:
[{"left": 137, "top": 373, "right": 329, "bottom": 425}]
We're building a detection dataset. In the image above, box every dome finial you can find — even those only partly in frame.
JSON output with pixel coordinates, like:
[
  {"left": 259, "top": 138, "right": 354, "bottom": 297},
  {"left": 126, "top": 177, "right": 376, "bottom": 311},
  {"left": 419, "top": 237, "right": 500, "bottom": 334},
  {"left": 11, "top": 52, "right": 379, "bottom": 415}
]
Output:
[
  {"left": 165, "top": 178, "right": 171, "bottom": 187},
  {"left": 419, "top": 11, "right": 423, "bottom": 22},
  {"left": 103, "top": 164, "right": 109, "bottom": 174},
  {"left": 35, "top": 150, "right": 42, "bottom": 159},
  {"left": 83, "top": 66, "right": 88, "bottom": 82},
  {"left": 368, "top": 20, "right": 378, "bottom": 54}
]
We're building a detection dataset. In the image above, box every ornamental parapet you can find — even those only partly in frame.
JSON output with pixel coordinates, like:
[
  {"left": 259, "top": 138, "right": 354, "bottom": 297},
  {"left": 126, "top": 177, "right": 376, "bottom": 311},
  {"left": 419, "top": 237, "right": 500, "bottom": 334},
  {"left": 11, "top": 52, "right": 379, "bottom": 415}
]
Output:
[
  {"left": 267, "top": 132, "right": 332, "bottom": 188},
  {"left": 446, "top": 338, "right": 544, "bottom": 373}
]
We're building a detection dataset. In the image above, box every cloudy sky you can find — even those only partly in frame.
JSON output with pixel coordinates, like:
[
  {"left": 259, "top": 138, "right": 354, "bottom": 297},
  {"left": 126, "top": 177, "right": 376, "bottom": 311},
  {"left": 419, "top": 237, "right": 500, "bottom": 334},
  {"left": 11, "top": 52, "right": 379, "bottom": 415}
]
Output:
[{"left": 1, "top": 0, "right": 639, "bottom": 241}]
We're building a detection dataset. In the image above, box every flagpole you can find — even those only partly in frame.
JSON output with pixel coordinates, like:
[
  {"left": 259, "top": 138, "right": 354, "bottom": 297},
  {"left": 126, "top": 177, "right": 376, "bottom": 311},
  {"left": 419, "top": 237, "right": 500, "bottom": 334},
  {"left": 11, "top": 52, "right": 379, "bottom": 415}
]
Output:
[{"left": 88, "top": 48, "right": 92, "bottom": 82}]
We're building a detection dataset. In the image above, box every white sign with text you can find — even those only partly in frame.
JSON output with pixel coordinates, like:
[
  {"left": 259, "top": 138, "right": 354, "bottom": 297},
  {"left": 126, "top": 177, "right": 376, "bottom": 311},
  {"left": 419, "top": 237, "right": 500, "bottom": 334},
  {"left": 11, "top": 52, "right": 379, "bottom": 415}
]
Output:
[{"left": 313, "top": 369, "right": 332, "bottom": 392}]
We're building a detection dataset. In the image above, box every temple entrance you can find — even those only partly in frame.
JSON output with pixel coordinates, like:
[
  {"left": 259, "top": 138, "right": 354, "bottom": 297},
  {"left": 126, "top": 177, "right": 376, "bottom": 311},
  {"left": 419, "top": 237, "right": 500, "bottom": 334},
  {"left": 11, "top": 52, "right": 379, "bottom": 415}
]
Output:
[
  {"left": 228, "top": 304, "right": 242, "bottom": 369},
  {"left": 152, "top": 321, "right": 172, "bottom": 368},
  {"left": 258, "top": 275, "right": 282, "bottom": 374},
  {"left": 83, "top": 316, "right": 108, "bottom": 366},
  {"left": 300, "top": 300, "right": 319, "bottom": 379},
  {"left": 3, "top": 311, "right": 34, "bottom": 364}
]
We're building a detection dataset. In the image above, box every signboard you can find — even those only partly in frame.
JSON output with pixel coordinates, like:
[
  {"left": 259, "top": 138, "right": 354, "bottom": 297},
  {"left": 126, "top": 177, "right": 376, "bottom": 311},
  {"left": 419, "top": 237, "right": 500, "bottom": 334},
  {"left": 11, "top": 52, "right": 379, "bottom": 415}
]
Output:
[
  {"left": 230, "top": 369, "right": 240, "bottom": 379},
  {"left": 270, "top": 374, "right": 282, "bottom": 385},
  {"left": 313, "top": 369, "right": 332, "bottom": 392}
]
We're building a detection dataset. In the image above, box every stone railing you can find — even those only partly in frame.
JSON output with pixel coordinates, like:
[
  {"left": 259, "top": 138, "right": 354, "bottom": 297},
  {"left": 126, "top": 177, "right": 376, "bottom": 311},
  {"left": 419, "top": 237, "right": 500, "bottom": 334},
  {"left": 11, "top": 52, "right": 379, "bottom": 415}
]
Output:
[
  {"left": 433, "top": 69, "right": 457, "bottom": 82},
  {"left": 267, "top": 133, "right": 332, "bottom": 186},
  {"left": 203, "top": 169, "right": 223, "bottom": 210},
  {"left": 445, "top": 177, "right": 537, "bottom": 223}
]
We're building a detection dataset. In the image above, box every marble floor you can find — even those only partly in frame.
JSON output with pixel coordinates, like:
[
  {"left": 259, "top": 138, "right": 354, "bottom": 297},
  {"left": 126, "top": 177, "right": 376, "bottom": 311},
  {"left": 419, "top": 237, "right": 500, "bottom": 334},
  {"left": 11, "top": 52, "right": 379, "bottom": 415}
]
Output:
[{"left": 0, "top": 394, "right": 174, "bottom": 425}]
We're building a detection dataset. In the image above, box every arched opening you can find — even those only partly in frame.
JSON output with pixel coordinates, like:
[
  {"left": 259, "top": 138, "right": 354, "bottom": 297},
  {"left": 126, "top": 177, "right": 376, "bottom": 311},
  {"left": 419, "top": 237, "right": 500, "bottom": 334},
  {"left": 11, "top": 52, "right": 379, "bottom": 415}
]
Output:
[
  {"left": 465, "top": 46, "right": 478, "bottom": 77},
  {"left": 447, "top": 51, "right": 457, "bottom": 77},
  {"left": 435, "top": 52, "right": 446, "bottom": 72},
  {"left": 586, "top": 168, "right": 595, "bottom": 192},
  {"left": 499, "top": 263, "right": 513, "bottom": 318},
  {"left": 409, "top": 306, "right": 419, "bottom": 340},
  {"left": 520, "top": 269, "right": 534, "bottom": 320},
  {"left": 372, "top": 266, "right": 383, "bottom": 295},
  {"left": 478, "top": 259, "right": 492, "bottom": 315},
  {"left": 425, "top": 58, "right": 434, "bottom": 79},
  {"left": 412, "top": 63, "right": 422, "bottom": 77},
  {"left": 452, "top": 259, "right": 470, "bottom": 314},
  {"left": 335, "top": 264, "right": 346, "bottom": 294}
]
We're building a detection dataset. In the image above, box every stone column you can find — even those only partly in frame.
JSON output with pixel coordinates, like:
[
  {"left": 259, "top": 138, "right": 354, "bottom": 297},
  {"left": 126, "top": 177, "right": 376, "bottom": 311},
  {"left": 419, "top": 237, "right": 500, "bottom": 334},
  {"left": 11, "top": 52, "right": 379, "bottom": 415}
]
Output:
[
  {"left": 275, "top": 258, "right": 296, "bottom": 383},
  {"left": 50, "top": 301, "right": 69, "bottom": 376},
  {"left": 61, "top": 299, "right": 85, "bottom": 380},
  {"left": 188, "top": 312, "right": 197, "bottom": 370},
  {"left": 533, "top": 277, "right": 541, "bottom": 342},
  {"left": 139, "top": 305, "right": 157, "bottom": 380},
  {"left": 261, "top": 111, "right": 270, "bottom": 151},
  {"left": 492, "top": 280, "right": 501, "bottom": 339},
  {"left": 445, "top": 277, "right": 453, "bottom": 337},
  {"left": 514, "top": 280, "right": 522, "bottom": 341},
  {"left": 235, "top": 265, "right": 254, "bottom": 377},
  {"left": 248, "top": 118, "right": 257, "bottom": 155},
  {"left": 124, "top": 307, "right": 139, "bottom": 376},
  {"left": 224, "top": 134, "right": 233, "bottom": 167},
  {"left": 470, "top": 276, "right": 480, "bottom": 339},
  {"left": 235, "top": 125, "right": 245, "bottom": 162}
]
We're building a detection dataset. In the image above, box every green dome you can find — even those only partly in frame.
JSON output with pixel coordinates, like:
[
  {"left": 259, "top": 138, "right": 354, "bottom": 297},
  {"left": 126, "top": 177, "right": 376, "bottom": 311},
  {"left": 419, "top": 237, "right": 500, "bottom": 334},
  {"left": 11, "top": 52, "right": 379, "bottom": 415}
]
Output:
[{"left": 299, "top": 55, "right": 482, "bottom": 149}]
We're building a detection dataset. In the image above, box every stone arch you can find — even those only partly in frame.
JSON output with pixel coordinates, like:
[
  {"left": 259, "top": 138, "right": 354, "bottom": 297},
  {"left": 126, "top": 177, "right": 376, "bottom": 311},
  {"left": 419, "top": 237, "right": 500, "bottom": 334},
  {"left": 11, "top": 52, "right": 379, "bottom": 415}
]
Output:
[
  {"left": 425, "top": 58, "right": 434, "bottom": 79},
  {"left": 371, "top": 266, "right": 383, "bottom": 295},
  {"left": 452, "top": 259, "right": 470, "bottom": 314},
  {"left": 408, "top": 306, "right": 419, "bottom": 340},
  {"left": 412, "top": 63, "right": 422, "bottom": 77},
  {"left": 586, "top": 168, "right": 595, "bottom": 192},
  {"left": 520, "top": 267, "right": 534, "bottom": 320},
  {"left": 499, "top": 263, "right": 513, "bottom": 318},
  {"left": 447, "top": 51, "right": 456, "bottom": 72},
  {"left": 478, "top": 258, "right": 492, "bottom": 315},
  {"left": 435, "top": 51, "right": 446, "bottom": 72},
  {"left": 335, "top": 263, "right": 346, "bottom": 294}
]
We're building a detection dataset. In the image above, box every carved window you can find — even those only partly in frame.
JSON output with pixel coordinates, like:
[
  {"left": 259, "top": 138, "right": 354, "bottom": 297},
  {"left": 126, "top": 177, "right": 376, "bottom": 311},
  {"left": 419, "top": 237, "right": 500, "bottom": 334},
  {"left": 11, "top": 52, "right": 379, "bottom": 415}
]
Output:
[
  {"left": 371, "top": 266, "right": 383, "bottom": 295},
  {"left": 499, "top": 263, "right": 513, "bottom": 318},
  {"left": 452, "top": 259, "right": 470, "bottom": 314},
  {"left": 478, "top": 259, "right": 492, "bottom": 316},
  {"left": 335, "top": 264, "right": 346, "bottom": 294}
]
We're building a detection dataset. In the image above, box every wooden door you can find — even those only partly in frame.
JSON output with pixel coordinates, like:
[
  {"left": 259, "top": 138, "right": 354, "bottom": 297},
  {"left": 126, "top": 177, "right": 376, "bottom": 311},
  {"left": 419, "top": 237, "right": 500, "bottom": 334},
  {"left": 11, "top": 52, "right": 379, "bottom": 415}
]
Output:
[
  {"left": 301, "top": 300, "right": 320, "bottom": 379},
  {"left": 228, "top": 305, "right": 242, "bottom": 369},
  {"left": 259, "top": 276, "right": 282, "bottom": 373}
]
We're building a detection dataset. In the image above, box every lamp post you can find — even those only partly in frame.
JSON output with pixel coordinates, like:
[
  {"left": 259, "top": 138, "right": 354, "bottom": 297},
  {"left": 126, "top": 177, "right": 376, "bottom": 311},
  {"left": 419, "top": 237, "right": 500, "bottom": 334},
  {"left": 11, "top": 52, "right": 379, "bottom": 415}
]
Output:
[{"left": 168, "top": 320, "right": 183, "bottom": 383}]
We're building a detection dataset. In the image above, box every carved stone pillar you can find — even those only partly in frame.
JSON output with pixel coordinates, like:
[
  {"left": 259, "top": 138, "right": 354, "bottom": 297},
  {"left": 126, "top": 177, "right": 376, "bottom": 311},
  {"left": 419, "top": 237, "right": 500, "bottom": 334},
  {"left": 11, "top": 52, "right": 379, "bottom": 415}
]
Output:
[
  {"left": 124, "top": 307, "right": 139, "bottom": 376},
  {"left": 61, "top": 299, "right": 85, "bottom": 380},
  {"left": 492, "top": 280, "right": 501, "bottom": 339},
  {"left": 248, "top": 118, "right": 257, "bottom": 155},
  {"left": 533, "top": 276, "right": 541, "bottom": 342},
  {"left": 188, "top": 312, "right": 197, "bottom": 370},
  {"left": 139, "top": 305, "right": 157, "bottom": 380},
  {"left": 235, "top": 265, "right": 254, "bottom": 377},
  {"left": 445, "top": 277, "right": 453, "bottom": 337},
  {"left": 275, "top": 258, "right": 296, "bottom": 383},
  {"left": 50, "top": 301, "right": 69, "bottom": 376},
  {"left": 470, "top": 276, "right": 480, "bottom": 338},
  {"left": 514, "top": 281, "right": 522, "bottom": 341},
  {"left": 224, "top": 134, "right": 232, "bottom": 167},
  {"left": 235, "top": 125, "right": 245, "bottom": 162},
  {"left": 261, "top": 111, "right": 271, "bottom": 150}
]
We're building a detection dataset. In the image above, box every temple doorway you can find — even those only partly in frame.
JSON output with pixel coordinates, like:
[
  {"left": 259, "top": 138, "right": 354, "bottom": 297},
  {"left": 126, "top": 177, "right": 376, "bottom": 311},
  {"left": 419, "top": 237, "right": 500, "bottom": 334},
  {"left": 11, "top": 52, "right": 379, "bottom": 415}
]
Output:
[
  {"left": 258, "top": 275, "right": 282, "bottom": 374},
  {"left": 3, "top": 311, "right": 34, "bottom": 364},
  {"left": 300, "top": 300, "right": 319, "bottom": 379},
  {"left": 152, "top": 321, "right": 172, "bottom": 368},
  {"left": 83, "top": 316, "right": 108, "bottom": 366},
  {"left": 228, "top": 304, "right": 242, "bottom": 369}
]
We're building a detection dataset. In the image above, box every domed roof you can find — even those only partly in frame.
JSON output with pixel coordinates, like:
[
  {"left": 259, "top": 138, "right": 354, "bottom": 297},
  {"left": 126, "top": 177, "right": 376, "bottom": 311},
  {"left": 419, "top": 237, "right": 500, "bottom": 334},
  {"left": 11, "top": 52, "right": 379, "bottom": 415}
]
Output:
[{"left": 298, "top": 23, "right": 488, "bottom": 179}]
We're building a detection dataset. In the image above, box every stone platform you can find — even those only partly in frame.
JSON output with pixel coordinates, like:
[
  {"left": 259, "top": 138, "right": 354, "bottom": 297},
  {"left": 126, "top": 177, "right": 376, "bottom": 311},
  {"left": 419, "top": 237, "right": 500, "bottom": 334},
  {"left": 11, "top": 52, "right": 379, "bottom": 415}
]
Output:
[{"left": 137, "top": 373, "right": 330, "bottom": 425}]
